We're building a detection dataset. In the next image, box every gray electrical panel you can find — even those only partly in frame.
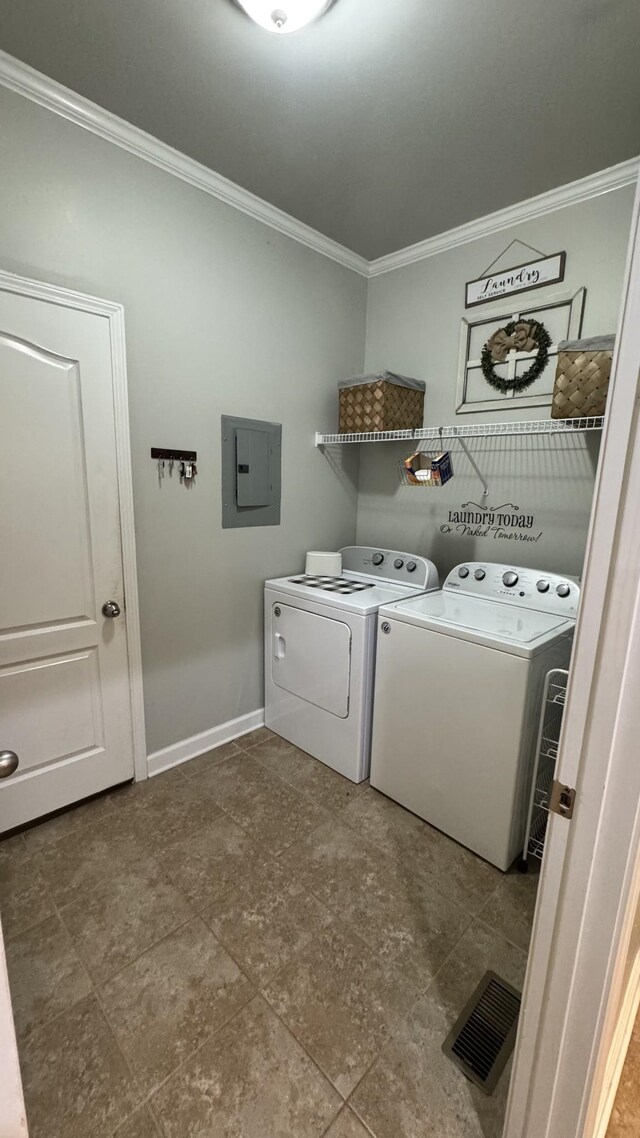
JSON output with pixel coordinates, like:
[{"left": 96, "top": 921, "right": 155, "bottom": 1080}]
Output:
[{"left": 221, "top": 415, "right": 282, "bottom": 528}]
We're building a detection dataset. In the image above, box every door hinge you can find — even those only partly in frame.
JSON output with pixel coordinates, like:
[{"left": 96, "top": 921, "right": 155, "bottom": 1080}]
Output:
[{"left": 549, "top": 780, "right": 576, "bottom": 820}]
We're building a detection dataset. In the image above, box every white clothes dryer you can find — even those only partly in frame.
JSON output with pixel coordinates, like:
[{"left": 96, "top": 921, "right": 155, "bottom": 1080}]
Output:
[
  {"left": 264, "top": 547, "right": 439, "bottom": 783},
  {"left": 370, "top": 562, "right": 580, "bottom": 870}
]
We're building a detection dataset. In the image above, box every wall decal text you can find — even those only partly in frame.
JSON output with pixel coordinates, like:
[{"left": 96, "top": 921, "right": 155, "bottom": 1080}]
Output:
[{"left": 440, "top": 501, "right": 543, "bottom": 544}]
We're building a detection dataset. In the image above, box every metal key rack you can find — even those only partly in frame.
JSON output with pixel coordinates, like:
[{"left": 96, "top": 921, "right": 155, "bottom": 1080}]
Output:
[{"left": 521, "top": 668, "right": 568, "bottom": 868}]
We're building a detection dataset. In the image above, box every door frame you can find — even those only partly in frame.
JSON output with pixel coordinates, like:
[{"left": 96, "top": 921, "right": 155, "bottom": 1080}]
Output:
[
  {"left": 0, "top": 269, "right": 147, "bottom": 785},
  {"left": 505, "top": 176, "right": 640, "bottom": 1137}
]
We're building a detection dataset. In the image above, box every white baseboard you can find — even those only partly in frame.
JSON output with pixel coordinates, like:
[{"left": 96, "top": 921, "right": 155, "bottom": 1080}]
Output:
[
  {"left": 146, "top": 708, "right": 265, "bottom": 777},
  {"left": 593, "top": 951, "right": 640, "bottom": 1138}
]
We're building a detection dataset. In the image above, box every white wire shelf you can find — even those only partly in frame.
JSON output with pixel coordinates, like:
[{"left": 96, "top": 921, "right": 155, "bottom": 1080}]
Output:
[{"left": 315, "top": 416, "right": 604, "bottom": 447}]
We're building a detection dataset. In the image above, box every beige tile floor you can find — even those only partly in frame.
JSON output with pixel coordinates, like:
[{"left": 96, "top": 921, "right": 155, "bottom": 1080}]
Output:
[{"left": 1, "top": 728, "right": 538, "bottom": 1138}]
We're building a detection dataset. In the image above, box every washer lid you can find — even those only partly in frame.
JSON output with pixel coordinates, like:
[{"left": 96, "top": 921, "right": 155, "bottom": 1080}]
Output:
[{"left": 380, "top": 591, "right": 574, "bottom": 655}]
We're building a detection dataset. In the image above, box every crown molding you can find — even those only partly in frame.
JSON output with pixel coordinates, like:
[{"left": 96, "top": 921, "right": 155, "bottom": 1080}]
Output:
[
  {"left": 0, "top": 49, "right": 369, "bottom": 278},
  {"left": 0, "top": 50, "right": 637, "bottom": 283},
  {"left": 368, "top": 157, "right": 640, "bottom": 278}
]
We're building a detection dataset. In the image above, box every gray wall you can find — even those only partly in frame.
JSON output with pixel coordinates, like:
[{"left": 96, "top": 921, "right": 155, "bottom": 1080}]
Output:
[
  {"left": 0, "top": 88, "right": 366, "bottom": 754},
  {"left": 357, "top": 189, "right": 635, "bottom": 580},
  {"left": 1, "top": 82, "right": 635, "bottom": 755}
]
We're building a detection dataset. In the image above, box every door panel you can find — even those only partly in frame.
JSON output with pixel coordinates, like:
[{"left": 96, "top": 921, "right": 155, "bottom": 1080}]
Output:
[
  {"left": 1, "top": 337, "right": 94, "bottom": 628},
  {"left": 1, "top": 650, "right": 103, "bottom": 774},
  {"left": 0, "top": 289, "right": 135, "bottom": 831},
  {"left": 272, "top": 603, "right": 351, "bottom": 718}
]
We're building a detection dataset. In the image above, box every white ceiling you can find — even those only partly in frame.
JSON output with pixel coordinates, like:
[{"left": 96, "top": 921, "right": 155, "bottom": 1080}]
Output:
[{"left": 0, "top": 0, "right": 639, "bottom": 259}]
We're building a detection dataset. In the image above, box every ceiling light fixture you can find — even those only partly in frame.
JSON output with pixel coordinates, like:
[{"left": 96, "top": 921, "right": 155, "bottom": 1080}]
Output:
[{"left": 237, "top": 0, "right": 332, "bottom": 34}]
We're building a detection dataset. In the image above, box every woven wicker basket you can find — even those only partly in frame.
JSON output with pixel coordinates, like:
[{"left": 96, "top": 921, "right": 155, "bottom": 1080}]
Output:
[
  {"left": 338, "top": 373, "right": 425, "bottom": 433},
  {"left": 552, "top": 336, "right": 614, "bottom": 419}
]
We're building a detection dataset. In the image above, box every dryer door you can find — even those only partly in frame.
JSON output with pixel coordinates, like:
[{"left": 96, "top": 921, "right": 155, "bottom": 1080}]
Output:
[{"left": 271, "top": 603, "right": 351, "bottom": 718}]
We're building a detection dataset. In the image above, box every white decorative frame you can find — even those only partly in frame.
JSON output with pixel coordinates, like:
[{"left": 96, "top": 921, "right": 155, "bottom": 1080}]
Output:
[
  {"left": 455, "top": 286, "right": 586, "bottom": 414},
  {"left": 0, "top": 269, "right": 147, "bottom": 783}
]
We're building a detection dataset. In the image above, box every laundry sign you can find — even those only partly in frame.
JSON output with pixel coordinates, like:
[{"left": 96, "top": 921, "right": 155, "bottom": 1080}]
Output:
[
  {"left": 440, "top": 501, "right": 543, "bottom": 544},
  {"left": 465, "top": 252, "right": 566, "bottom": 308}
]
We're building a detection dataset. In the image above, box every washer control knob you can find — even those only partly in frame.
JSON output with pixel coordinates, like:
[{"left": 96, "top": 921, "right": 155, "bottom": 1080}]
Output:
[
  {"left": 536, "top": 580, "right": 550, "bottom": 593},
  {"left": 556, "top": 583, "right": 571, "bottom": 598},
  {"left": 474, "top": 569, "right": 486, "bottom": 581},
  {"left": 372, "top": 553, "right": 384, "bottom": 566},
  {"left": 406, "top": 561, "right": 417, "bottom": 573},
  {"left": 381, "top": 621, "right": 391, "bottom": 634},
  {"left": 502, "top": 571, "right": 519, "bottom": 587},
  {"left": 458, "top": 566, "right": 470, "bottom": 578},
  {"left": 394, "top": 558, "right": 404, "bottom": 569}
]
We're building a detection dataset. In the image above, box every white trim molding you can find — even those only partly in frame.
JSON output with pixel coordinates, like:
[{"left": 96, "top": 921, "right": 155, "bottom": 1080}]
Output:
[
  {"left": 147, "top": 708, "right": 266, "bottom": 777},
  {"left": 0, "top": 50, "right": 369, "bottom": 279},
  {"left": 504, "top": 173, "right": 640, "bottom": 1138},
  {"left": 368, "top": 158, "right": 640, "bottom": 277},
  {"left": 0, "top": 268, "right": 148, "bottom": 785},
  {"left": 593, "top": 951, "right": 640, "bottom": 1138},
  {"left": 0, "top": 49, "right": 636, "bottom": 282}
]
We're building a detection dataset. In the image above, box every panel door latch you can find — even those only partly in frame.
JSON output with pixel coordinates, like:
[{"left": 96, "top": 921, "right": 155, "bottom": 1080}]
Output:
[{"left": 549, "top": 780, "right": 576, "bottom": 820}]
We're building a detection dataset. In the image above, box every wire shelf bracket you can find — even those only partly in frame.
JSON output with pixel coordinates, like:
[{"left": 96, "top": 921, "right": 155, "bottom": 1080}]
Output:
[{"left": 454, "top": 429, "right": 489, "bottom": 498}]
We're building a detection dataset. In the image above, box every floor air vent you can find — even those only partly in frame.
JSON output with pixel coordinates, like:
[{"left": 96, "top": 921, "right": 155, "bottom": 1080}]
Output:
[{"left": 442, "top": 971, "right": 522, "bottom": 1094}]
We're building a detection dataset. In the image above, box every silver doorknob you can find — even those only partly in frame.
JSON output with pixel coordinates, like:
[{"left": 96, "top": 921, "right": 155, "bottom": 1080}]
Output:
[
  {"left": 0, "top": 751, "right": 19, "bottom": 778},
  {"left": 102, "top": 600, "right": 121, "bottom": 618}
]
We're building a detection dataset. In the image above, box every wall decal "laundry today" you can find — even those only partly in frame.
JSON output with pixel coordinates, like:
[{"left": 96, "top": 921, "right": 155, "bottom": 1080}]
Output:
[{"left": 441, "top": 502, "right": 543, "bottom": 543}]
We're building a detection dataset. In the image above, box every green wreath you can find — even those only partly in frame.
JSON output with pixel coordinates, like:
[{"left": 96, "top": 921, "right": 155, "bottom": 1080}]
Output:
[{"left": 480, "top": 319, "right": 552, "bottom": 394}]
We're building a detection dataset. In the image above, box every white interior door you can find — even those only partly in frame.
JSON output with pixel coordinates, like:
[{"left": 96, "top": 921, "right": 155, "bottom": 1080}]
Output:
[{"left": 0, "top": 286, "right": 135, "bottom": 831}]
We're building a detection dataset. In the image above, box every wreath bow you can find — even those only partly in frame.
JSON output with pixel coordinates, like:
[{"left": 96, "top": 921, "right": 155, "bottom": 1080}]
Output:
[{"left": 481, "top": 318, "right": 551, "bottom": 394}]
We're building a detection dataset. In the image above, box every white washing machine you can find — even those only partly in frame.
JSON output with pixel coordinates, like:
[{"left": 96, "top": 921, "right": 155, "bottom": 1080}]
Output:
[
  {"left": 370, "top": 562, "right": 580, "bottom": 870},
  {"left": 264, "top": 547, "right": 439, "bottom": 782}
]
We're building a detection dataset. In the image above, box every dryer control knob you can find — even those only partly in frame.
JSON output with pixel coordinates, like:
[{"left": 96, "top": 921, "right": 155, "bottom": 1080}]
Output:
[
  {"left": 536, "top": 580, "right": 550, "bottom": 593},
  {"left": 394, "top": 558, "right": 404, "bottom": 569},
  {"left": 474, "top": 569, "right": 486, "bottom": 581},
  {"left": 372, "top": 553, "right": 384, "bottom": 566},
  {"left": 502, "top": 571, "right": 519, "bottom": 587},
  {"left": 458, "top": 566, "right": 470, "bottom": 578},
  {"left": 406, "top": 561, "right": 417, "bottom": 573},
  {"left": 556, "top": 583, "right": 571, "bottom": 598}
]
